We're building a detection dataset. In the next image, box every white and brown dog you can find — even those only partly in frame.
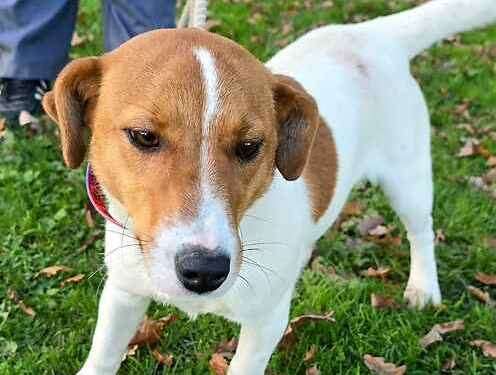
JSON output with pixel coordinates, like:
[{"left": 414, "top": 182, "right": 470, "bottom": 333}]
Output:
[{"left": 43, "top": 0, "right": 496, "bottom": 373}]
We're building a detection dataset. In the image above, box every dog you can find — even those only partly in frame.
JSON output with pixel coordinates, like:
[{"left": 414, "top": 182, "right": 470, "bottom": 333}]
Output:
[{"left": 42, "top": 0, "right": 496, "bottom": 373}]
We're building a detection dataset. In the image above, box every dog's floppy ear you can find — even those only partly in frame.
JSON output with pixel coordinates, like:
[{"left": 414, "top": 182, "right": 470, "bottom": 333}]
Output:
[
  {"left": 42, "top": 57, "right": 101, "bottom": 169},
  {"left": 272, "top": 74, "right": 319, "bottom": 181}
]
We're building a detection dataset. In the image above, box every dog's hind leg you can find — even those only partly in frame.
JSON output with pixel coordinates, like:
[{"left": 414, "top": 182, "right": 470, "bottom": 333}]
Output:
[{"left": 379, "top": 141, "right": 441, "bottom": 308}]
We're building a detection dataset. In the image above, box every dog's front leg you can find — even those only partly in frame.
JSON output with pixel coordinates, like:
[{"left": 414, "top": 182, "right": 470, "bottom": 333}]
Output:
[
  {"left": 78, "top": 281, "right": 150, "bottom": 375},
  {"left": 228, "top": 290, "right": 291, "bottom": 375}
]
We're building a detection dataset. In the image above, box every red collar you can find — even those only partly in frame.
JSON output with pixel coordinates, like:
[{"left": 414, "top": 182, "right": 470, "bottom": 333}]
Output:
[{"left": 86, "top": 165, "right": 125, "bottom": 229}]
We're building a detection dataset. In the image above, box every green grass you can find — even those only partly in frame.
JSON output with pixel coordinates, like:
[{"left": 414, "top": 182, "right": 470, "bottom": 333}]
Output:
[{"left": 1, "top": 0, "right": 496, "bottom": 373}]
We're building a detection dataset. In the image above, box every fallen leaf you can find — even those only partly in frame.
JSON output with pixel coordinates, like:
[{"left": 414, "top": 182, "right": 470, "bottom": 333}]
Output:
[
  {"left": 215, "top": 337, "right": 238, "bottom": 359},
  {"left": 487, "top": 156, "right": 496, "bottom": 168},
  {"left": 361, "top": 267, "right": 390, "bottom": 279},
  {"left": 123, "top": 344, "right": 138, "bottom": 361},
  {"left": 363, "top": 354, "right": 406, "bottom": 375},
  {"left": 71, "top": 31, "right": 87, "bottom": 47},
  {"left": 7, "top": 289, "right": 36, "bottom": 317},
  {"left": 84, "top": 203, "right": 95, "bottom": 228},
  {"left": 476, "top": 273, "right": 496, "bottom": 286},
  {"left": 420, "top": 320, "right": 465, "bottom": 349},
  {"left": 306, "top": 365, "right": 321, "bottom": 375},
  {"left": 457, "top": 138, "right": 478, "bottom": 157},
  {"left": 453, "top": 101, "right": 471, "bottom": 118},
  {"left": 435, "top": 229, "right": 446, "bottom": 244},
  {"left": 37, "top": 265, "right": 73, "bottom": 278},
  {"left": 470, "top": 340, "right": 496, "bottom": 359},
  {"left": 358, "top": 216, "right": 384, "bottom": 236},
  {"left": 321, "top": 0, "right": 334, "bottom": 8},
  {"left": 342, "top": 201, "right": 364, "bottom": 216},
  {"left": 205, "top": 19, "right": 221, "bottom": 31},
  {"left": 151, "top": 349, "right": 174, "bottom": 367},
  {"left": 76, "top": 232, "right": 102, "bottom": 254},
  {"left": 209, "top": 353, "right": 228, "bottom": 375},
  {"left": 483, "top": 168, "right": 496, "bottom": 185},
  {"left": 486, "top": 237, "right": 496, "bottom": 249},
  {"left": 467, "top": 285, "right": 496, "bottom": 307},
  {"left": 442, "top": 358, "right": 456, "bottom": 371},
  {"left": 279, "top": 312, "right": 335, "bottom": 350},
  {"left": 436, "top": 320, "right": 465, "bottom": 335},
  {"left": 129, "top": 315, "right": 177, "bottom": 347},
  {"left": 371, "top": 294, "right": 399, "bottom": 310},
  {"left": 419, "top": 328, "right": 443, "bottom": 348},
  {"left": 60, "top": 274, "right": 85, "bottom": 287},
  {"left": 304, "top": 345, "right": 318, "bottom": 363}
]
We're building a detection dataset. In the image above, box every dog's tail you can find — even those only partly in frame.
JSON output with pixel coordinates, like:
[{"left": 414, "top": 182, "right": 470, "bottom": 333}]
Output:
[{"left": 365, "top": 0, "right": 496, "bottom": 59}]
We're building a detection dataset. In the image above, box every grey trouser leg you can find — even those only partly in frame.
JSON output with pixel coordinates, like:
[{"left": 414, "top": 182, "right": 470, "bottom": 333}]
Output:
[
  {"left": 0, "top": 0, "right": 78, "bottom": 80},
  {"left": 103, "top": 0, "right": 176, "bottom": 51}
]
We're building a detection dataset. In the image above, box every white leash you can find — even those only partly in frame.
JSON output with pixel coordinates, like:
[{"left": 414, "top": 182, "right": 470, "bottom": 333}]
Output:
[{"left": 177, "top": 0, "right": 209, "bottom": 28}]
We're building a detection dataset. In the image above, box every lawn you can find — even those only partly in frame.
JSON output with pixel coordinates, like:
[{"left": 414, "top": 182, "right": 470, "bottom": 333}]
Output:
[{"left": 1, "top": 0, "right": 496, "bottom": 374}]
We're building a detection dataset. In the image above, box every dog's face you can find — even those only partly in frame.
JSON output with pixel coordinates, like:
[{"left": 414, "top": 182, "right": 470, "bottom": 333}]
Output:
[{"left": 43, "top": 29, "right": 319, "bottom": 298}]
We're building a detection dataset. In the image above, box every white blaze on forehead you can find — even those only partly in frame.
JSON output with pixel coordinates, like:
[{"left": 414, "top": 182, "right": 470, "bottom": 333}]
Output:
[{"left": 194, "top": 47, "right": 219, "bottom": 137}]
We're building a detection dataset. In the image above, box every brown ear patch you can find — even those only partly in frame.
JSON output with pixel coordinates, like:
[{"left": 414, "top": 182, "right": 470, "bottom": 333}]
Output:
[
  {"left": 42, "top": 57, "right": 101, "bottom": 168},
  {"left": 303, "top": 118, "right": 338, "bottom": 221},
  {"left": 272, "top": 74, "right": 319, "bottom": 181}
]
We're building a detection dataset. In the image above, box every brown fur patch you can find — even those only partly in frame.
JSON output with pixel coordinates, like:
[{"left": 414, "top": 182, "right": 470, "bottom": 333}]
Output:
[{"left": 303, "top": 118, "right": 338, "bottom": 221}]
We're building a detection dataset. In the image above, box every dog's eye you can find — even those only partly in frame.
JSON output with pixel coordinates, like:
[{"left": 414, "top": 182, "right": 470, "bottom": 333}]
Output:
[
  {"left": 126, "top": 128, "right": 161, "bottom": 151},
  {"left": 235, "top": 139, "right": 263, "bottom": 163}
]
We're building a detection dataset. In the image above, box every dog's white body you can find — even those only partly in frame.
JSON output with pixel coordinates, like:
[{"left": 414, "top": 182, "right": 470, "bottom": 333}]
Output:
[{"left": 79, "top": 1, "right": 496, "bottom": 373}]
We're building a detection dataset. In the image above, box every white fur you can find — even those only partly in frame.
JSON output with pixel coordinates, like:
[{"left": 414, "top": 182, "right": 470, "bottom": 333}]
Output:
[{"left": 78, "top": 2, "right": 496, "bottom": 374}]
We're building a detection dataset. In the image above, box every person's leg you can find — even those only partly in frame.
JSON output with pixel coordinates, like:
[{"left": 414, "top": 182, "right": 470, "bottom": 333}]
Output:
[
  {"left": 0, "top": 0, "right": 78, "bottom": 81},
  {"left": 0, "top": 0, "right": 78, "bottom": 124},
  {"left": 103, "top": 0, "right": 176, "bottom": 51}
]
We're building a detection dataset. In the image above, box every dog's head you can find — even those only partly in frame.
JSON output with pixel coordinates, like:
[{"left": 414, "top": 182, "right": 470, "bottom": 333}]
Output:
[{"left": 43, "top": 29, "right": 319, "bottom": 298}]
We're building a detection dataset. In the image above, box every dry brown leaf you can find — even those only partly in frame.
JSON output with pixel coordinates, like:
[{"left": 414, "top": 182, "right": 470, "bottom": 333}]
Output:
[
  {"left": 435, "top": 229, "right": 446, "bottom": 244},
  {"left": 467, "top": 286, "right": 496, "bottom": 307},
  {"left": 487, "top": 156, "right": 496, "bottom": 168},
  {"left": 7, "top": 289, "right": 36, "bottom": 317},
  {"left": 60, "top": 274, "right": 85, "bottom": 287},
  {"left": 483, "top": 168, "right": 496, "bottom": 185},
  {"left": 209, "top": 353, "right": 229, "bottom": 375},
  {"left": 129, "top": 315, "right": 177, "bottom": 347},
  {"left": 304, "top": 345, "right": 318, "bottom": 363},
  {"left": 436, "top": 320, "right": 465, "bottom": 335},
  {"left": 215, "top": 337, "right": 238, "bottom": 359},
  {"left": 457, "top": 139, "right": 477, "bottom": 157},
  {"left": 419, "top": 328, "right": 443, "bottom": 348},
  {"left": 123, "top": 344, "right": 138, "bottom": 360},
  {"left": 152, "top": 349, "right": 174, "bottom": 367},
  {"left": 453, "top": 101, "right": 471, "bottom": 118},
  {"left": 470, "top": 340, "right": 496, "bottom": 359},
  {"left": 486, "top": 237, "right": 496, "bottom": 249},
  {"left": 475, "top": 272, "right": 496, "bottom": 286},
  {"left": 369, "top": 225, "right": 391, "bottom": 237},
  {"left": 321, "top": 0, "right": 334, "bottom": 8},
  {"left": 363, "top": 354, "right": 406, "bottom": 375},
  {"left": 358, "top": 216, "right": 384, "bottom": 236},
  {"left": 420, "top": 320, "right": 465, "bottom": 348},
  {"left": 306, "top": 365, "right": 321, "bottom": 375},
  {"left": 279, "top": 312, "right": 335, "bottom": 349},
  {"left": 442, "top": 358, "right": 456, "bottom": 371},
  {"left": 71, "top": 32, "right": 87, "bottom": 47},
  {"left": 205, "top": 19, "right": 221, "bottom": 31},
  {"left": 361, "top": 267, "right": 391, "bottom": 279},
  {"left": 371, "top": 294, "right": 399, "bottom": 310},
  {"left": 84, "top": 203, "right": 95, "bottom": 228},
  {"left": 37, "top": 265, "right": 73, "bottom": 278},
  {"left": 342, "top": 201, "right": 364, "bottom": 216}
]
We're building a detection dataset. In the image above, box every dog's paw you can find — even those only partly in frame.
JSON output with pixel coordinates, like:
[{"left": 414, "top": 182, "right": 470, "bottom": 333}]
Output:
[{"left": 403, "top": 283, "right": 441, "bottom": 309}]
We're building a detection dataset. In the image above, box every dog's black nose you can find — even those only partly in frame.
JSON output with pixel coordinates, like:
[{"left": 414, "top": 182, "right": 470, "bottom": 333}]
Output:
[{"left": 175, "top": 246, "right": 230, "bottom": 294}]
